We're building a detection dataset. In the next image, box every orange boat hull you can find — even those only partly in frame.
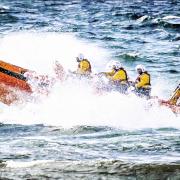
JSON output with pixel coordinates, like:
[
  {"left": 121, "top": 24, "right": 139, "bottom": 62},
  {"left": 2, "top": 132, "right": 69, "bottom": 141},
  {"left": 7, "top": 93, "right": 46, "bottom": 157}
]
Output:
[{"left": 0, "top": 60, "right": 32, "bottom": 105}]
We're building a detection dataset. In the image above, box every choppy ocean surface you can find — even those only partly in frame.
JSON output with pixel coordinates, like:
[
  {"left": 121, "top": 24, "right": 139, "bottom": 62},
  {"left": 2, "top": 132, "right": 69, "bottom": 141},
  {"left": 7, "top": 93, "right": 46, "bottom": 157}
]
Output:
[{"left": 0, "top": 0, "right": 180, "bottom": 179}]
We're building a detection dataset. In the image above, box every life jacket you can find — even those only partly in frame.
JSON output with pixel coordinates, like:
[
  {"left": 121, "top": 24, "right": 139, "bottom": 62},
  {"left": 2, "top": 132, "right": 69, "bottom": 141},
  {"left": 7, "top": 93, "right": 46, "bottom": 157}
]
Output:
[
  {"left": 77, "top": 59, "right": 92, "bottom": 75},
  {"left": 135, "top": 71, "right": 151, "bottom": 89},
  {"left": 110, "top": 68, "right": 128, "bottom": 84}
]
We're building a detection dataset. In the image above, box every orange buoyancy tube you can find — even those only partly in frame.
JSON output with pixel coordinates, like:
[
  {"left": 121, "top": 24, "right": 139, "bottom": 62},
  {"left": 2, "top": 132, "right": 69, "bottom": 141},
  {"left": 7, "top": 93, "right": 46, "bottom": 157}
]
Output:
[
  {"left": 0, "top": 60, "right": 27, "bottom": 74},
  {"left": 0, "top": 60, "right": 32, "bottom": 92}
]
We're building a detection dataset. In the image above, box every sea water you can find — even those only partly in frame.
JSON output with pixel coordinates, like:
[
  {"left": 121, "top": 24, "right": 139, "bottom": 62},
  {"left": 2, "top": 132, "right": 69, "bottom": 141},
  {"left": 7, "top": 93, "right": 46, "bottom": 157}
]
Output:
[{"left": 0, "top": 0, "right": 180, "bottom": 179}]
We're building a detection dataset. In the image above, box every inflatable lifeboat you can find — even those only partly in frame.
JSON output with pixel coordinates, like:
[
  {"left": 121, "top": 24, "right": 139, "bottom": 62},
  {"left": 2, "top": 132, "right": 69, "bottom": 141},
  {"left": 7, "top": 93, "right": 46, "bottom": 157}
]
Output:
[
  {"left": 0, "top": 60, "right": 179, "bottom": 115},
  {"left": 0, "top": 60, "right": 32, "bottom": 104}
]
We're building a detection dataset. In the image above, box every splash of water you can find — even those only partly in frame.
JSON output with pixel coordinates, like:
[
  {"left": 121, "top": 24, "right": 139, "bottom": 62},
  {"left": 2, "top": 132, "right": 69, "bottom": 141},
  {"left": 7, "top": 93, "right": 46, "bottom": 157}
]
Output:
[
  {"left": 0, "top": 32, "right": 179, "bottom": 129},
  {"left": 0, "top": 32, "right": 109, "bottom": 74}
]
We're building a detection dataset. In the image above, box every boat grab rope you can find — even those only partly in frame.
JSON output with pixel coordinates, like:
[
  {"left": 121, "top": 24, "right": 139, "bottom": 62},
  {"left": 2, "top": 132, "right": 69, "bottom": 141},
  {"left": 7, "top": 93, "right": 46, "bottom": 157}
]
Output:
[{"left": 0, "top": 67, "right": 27, "bottom": 81}]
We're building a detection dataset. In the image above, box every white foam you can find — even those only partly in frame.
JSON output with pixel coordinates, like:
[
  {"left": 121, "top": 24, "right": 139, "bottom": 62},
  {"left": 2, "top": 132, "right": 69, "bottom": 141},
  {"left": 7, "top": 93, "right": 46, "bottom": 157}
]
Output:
[
  {"left": 137, "top": 15, "right": 149, "bottom": 23},
  {"left": 1, "top": 80, "right": 179, "bottom": 130},
  {"left": 162, "top": 15, "right": 180, "bottom": 20},
  {"left": 0, "top": 5, "right": 9, "bottom": 10},
  {"left": 0, "top": 32, "right": 109, "bottom": 74},
  {"left": 6, "top": 160, "right": 53, "bottom": 168}
]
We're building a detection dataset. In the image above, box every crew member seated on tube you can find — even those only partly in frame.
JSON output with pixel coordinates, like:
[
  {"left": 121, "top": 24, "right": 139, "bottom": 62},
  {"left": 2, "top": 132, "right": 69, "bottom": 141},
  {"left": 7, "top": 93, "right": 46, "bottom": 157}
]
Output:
[
  {"left": 105, "top": 61, "right": 129, "bottom": 94},
  {"left": 134, "top": 64, "right": 151, "bottom": 98},
  {"left": 76, "top": 53, "right": 92, "bottom": 77}
]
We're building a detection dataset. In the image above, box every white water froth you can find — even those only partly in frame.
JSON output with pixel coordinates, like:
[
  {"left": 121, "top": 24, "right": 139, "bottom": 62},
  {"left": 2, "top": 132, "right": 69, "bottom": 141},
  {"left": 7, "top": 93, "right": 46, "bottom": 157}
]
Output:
[
  {"left": 0, "top": 32, "right": 108, "bottom": 74},
  {"left": 6, "top": 160, "right": 54, "bottom": 168},
  {"left": 0, "top": 32, "right": 179, "bottom": 130}
]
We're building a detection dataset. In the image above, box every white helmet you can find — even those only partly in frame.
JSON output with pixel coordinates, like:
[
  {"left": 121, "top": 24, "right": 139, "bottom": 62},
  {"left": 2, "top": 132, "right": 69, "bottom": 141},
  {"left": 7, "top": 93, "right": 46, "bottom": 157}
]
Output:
[
  {"left": 106, "top": 60, "right": 122, "bottom": 71},
  {"left": 114, "top": 61, "right": 122, "bottom": 69},
  {"left": 77, "top": 53, "right": 84, "bottom": 61},
  {"left": 135, "top": 64, "right": 145, "bottom": 72}
]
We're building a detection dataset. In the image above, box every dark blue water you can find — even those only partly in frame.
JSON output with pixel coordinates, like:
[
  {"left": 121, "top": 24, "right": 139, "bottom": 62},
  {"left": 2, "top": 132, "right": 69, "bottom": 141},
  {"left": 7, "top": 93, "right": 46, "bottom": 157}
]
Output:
[{"left": 0, "top": 0, "right": 180, "bottom": 179}]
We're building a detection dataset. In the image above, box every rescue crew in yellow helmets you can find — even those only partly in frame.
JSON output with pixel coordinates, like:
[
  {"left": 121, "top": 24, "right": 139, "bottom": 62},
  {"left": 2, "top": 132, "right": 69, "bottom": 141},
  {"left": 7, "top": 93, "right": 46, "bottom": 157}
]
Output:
[
  {"left": 76, "top": 53, "right": 92, "bottom": 76},
  {"left": 105, "top": 61, "right": 129, "bottom": 93},
  {"left": 134, "top": 64, "right": 151, "bottom": 98}
]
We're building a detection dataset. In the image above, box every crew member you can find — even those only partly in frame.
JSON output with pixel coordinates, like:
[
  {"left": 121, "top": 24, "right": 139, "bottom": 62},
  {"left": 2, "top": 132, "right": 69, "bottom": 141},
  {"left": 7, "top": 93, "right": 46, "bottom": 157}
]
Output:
[
  {"left": 102, "top": 61, "right": 129, "bottom": 93},
  {"left": 76, "top": 53, "right": 92, "bottom": 76},
  {"left": 134, "top": 64, "right": 151, "bottom": 98}
]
